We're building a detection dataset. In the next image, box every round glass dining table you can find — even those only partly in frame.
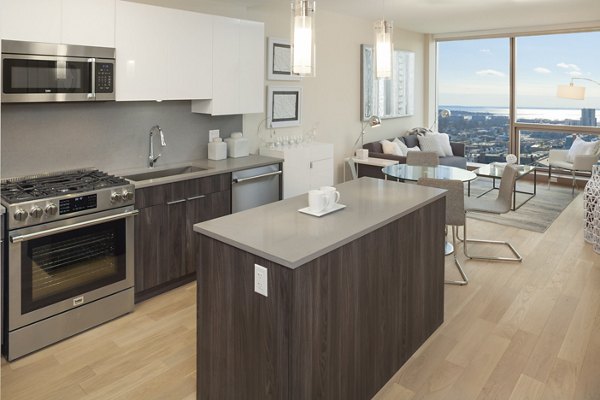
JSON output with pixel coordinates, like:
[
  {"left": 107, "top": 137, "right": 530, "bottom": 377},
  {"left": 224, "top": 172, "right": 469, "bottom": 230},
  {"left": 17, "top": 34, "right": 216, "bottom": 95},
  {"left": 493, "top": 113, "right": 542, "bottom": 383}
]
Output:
[
  {"left": 382, "top": 164, "right": 477, "bottom": 183},
  {"left": 382, "top": 164, "right": 477, "bottom": 255}
]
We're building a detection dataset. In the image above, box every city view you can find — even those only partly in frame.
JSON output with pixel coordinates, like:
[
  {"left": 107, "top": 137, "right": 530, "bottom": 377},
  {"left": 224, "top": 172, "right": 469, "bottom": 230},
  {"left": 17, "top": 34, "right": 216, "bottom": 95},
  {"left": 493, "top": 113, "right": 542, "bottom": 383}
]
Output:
[{"left": 438, "top": 106, "right": 599, "bottom": 164}]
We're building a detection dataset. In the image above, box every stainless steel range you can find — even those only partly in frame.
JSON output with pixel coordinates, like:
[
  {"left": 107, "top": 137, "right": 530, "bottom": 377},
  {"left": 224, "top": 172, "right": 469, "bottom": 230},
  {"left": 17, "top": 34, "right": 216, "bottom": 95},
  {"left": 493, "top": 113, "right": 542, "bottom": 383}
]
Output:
[{"left": 1, "top": 169, "right": 137, "bottom": 361}]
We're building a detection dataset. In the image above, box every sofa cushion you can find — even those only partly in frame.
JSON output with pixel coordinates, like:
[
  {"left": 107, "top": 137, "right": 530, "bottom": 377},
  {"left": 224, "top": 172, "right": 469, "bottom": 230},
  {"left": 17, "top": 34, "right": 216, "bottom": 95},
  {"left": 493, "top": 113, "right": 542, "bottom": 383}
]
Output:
[
  {"left": 418, "top": 135, "right": 445, "bottom": 157},
  {"left": 404, "top": 134, "right": 420, "bottom": 148},
  {"left": 393, "top": 138, "right": 408, "bottom": 156},
  {"left": 567, "top": 136, "right": 599, "bottom": 162},
  {"left": 380, "top": 140, "right": 404, "bottom": 156}
]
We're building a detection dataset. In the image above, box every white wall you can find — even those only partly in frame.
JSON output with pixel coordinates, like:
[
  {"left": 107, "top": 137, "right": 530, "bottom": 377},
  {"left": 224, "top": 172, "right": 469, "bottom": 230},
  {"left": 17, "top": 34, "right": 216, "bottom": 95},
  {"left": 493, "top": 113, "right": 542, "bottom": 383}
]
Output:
[{"left": 130, "top": 0, "right": 428, "bottom": 183}]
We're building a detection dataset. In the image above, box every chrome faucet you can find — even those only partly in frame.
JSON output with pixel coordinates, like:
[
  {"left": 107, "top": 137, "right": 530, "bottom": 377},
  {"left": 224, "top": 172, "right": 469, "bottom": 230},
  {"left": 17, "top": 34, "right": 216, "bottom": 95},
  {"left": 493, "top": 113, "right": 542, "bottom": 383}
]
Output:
[{"left": 149, "top": 125, "right": 166, "bottom": 168}]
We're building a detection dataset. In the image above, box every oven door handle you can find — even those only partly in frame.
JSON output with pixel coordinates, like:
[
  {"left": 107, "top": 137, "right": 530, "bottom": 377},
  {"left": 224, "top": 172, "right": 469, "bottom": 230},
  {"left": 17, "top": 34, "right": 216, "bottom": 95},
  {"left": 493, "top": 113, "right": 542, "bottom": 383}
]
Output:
[{"left": 9, "top": 210, "right": 139, "bottom": 243}]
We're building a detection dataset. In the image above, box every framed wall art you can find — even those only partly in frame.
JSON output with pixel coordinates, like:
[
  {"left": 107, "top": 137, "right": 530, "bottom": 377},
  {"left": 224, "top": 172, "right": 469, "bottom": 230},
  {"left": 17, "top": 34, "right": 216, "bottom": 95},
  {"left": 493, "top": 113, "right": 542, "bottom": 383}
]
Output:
[
  {"left": 361, "top": 44, "right": 415, "bottom": 121},
  {"left": 267, "top": 86, "right": 302, "bottom": 128},
  {"left": 267, "top": 37, "right": 301, "bottom": 81}
]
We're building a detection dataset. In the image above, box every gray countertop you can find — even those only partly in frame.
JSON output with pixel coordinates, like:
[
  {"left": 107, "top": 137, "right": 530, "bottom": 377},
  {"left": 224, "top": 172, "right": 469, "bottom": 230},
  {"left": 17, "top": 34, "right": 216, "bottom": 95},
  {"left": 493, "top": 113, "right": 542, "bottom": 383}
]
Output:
[
  {"left": 109, "top": 155, "right": 283, "bottom": 188},
  {"left": 194, "top": 177, "right": 446, "bottom": 269}
]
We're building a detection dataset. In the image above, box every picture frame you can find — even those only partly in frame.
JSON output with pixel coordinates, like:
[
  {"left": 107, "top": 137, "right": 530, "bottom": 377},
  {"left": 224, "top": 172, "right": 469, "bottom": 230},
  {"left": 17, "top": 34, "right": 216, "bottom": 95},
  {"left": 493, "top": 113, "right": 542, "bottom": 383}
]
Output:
[
  {"left": 267, "top": 86, "right": 302, "bottom": 128},
  {"left": 360, "top": 44, "right": 415, "bottom": 121},
  {"left": 267, "top": 37, "right": 301, "bottom": 81}
]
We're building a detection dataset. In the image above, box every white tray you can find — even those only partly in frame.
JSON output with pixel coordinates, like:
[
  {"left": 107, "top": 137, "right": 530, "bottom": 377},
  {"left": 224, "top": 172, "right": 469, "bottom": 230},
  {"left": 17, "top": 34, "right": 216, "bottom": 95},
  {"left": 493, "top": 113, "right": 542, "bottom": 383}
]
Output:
[{"left": 298, "top": 203, "right": 346, "bottom": 217}]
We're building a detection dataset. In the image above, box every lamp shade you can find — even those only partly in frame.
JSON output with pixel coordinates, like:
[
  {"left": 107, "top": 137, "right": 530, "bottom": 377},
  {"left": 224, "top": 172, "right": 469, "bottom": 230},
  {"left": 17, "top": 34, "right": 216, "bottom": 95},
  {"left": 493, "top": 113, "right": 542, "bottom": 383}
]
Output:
[
  {"left": 374, "top": 19, "right": 393, "bottom": 80},
  {"left": 291, "top": 0, "right": 316, "bottom": 77},
  {"left": 368, "top": 115, "right": 381, "bottom": 128},
  {"left": 557, "top": 83, "right": 585, "bottom": 100}
]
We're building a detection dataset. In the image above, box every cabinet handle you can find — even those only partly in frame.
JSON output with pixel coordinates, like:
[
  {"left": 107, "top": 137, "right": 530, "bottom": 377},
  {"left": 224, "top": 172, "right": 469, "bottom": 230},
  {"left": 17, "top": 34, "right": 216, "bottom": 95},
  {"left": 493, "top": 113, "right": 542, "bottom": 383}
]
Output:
[
  {"left": 167, "top": 199, "right": 186, "bottom": 205},
  {"left": 187, "top": 195, "right": 206, "bottom": 201}
]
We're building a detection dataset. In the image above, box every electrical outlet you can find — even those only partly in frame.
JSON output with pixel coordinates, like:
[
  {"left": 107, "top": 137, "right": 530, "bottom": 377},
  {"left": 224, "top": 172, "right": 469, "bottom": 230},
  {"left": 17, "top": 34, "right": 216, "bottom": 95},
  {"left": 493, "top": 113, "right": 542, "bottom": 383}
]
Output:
[
  {"left": 254, "top": 264, "right": 268, "bottom": 297},
  {"left": 208, "top": 129, "right": 220, "bottom": 142}
]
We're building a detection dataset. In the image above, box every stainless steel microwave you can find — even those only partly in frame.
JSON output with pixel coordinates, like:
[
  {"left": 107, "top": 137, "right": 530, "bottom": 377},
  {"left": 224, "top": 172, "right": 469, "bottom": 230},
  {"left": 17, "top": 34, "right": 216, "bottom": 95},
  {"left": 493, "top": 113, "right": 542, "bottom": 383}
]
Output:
[{"left": 1, "top": 40, "right": 115, "bottom": 103}]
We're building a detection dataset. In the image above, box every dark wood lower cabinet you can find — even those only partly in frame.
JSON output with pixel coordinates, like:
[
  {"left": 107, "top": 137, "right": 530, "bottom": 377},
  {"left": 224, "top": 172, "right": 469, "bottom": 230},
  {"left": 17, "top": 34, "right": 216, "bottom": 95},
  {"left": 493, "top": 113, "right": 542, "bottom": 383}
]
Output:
[
  {"left": 197, "top": 199, "right": 445, "bottom": 400},
  {"left": 134, "top": 174, "right": 232, "bottom": 303}
]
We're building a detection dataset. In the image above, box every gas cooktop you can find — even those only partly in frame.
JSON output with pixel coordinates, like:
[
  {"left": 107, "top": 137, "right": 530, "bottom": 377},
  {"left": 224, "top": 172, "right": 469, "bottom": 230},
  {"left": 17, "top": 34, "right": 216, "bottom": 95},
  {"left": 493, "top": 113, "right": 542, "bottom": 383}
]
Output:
[
  {"left": 1, "top": 169, "right": 129, "bottom": 204},
  {"left": 1, "top": 169, "right": 135, "bottom": 229}
]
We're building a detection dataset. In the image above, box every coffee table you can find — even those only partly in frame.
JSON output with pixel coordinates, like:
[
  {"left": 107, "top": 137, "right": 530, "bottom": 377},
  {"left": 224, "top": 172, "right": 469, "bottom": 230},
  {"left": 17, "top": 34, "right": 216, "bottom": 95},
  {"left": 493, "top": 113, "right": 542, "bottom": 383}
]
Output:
[{"left": 469, "top": 162, "right": 536, "bottom": 211}]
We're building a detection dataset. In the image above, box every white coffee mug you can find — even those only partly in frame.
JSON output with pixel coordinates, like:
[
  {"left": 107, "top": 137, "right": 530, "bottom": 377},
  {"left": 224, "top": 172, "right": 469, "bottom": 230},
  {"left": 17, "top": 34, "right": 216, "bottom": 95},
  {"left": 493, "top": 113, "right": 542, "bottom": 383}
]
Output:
[
  {"left": 320, "top": 186, "right": 340, "bottom": 209},
  {"left": 308, "top": 190, "right": 330, "bottom": 213}
]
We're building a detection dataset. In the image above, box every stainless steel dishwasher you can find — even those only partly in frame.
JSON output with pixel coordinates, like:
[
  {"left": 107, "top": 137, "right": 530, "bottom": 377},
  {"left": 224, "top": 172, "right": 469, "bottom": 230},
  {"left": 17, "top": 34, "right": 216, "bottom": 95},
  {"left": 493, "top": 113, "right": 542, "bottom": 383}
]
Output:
[{"left": 231, "top": 164, "right": 282, "bottom": 213}]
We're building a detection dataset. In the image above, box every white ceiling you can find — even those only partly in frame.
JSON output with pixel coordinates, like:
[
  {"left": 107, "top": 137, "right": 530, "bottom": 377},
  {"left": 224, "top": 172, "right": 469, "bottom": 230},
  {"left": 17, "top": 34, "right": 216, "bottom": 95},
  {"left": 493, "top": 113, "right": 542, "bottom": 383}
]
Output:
[{"left": 210, "top": 0, "right": 600, "bottom": 34}]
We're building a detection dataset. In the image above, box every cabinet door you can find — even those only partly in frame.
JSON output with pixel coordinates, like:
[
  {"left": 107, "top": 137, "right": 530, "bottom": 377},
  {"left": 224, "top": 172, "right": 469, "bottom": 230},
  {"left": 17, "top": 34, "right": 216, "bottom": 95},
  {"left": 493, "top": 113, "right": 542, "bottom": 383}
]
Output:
[
  {"left": 211, "top": 16, "right": 240, "bottom": 115},
  {"left": 134, "top": 205, "right": 167, "bottom": 294},
  {"left": 62, "top": 0, "right": 115, "bottom": 47},
  {"left": 165, "top": 200, "right": 188, "bottom": 281},
  {"left": 115, "top": 1, "right": 168, "bottom": 101},
  {"left": 238, "top": 20, "right": 264, "bottom": 114},
  {"left": 165, "top": 10, "right": 212, "bottom": 100},
  {"left": 186, "top": 190, "right": 231, "bottom": 274},
  {"left": 0, "top": 0, "right": 61, "bottom": 43}
]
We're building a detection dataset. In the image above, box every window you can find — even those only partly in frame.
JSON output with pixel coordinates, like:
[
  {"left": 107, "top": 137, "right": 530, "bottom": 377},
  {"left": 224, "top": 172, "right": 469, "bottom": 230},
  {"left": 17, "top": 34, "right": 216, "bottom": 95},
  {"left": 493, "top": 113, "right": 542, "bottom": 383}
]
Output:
[
  {"left": 437, "top": 38, "right": 510, "bottom": 163},
  {"left": 437, "top": 31, "right": 600, "bottom": 164}
]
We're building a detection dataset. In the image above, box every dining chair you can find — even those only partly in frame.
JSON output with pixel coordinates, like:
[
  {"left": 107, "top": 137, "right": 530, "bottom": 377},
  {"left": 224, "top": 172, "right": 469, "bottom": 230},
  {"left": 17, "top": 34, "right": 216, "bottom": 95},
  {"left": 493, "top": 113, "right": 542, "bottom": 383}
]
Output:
[
  {"left": 406, "top": 151, "right": 439, "bottom": 167},
  {"left": 462, "top": 163, "right": 522, "bottom": 262},
  {"left": 418, "top": 178, "right": 468, "bottom": 285}
]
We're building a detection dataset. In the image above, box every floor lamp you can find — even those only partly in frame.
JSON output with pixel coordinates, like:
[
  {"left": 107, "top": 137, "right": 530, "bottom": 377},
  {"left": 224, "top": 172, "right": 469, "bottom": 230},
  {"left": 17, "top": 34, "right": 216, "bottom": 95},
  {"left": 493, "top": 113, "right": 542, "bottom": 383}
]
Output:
[
  {"left": 557, "top": 77, "right": 600, "bottom": 100},
  {"left": 347, "top": 116, "right": 381, "bottom": 180}
]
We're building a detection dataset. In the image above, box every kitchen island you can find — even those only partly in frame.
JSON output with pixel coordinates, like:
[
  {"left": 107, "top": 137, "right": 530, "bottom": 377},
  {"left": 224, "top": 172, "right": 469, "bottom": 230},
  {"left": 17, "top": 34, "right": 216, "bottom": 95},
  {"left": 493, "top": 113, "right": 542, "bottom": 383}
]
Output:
[{"left": 193, "top": 177, "right": 446, "bottom": 400}]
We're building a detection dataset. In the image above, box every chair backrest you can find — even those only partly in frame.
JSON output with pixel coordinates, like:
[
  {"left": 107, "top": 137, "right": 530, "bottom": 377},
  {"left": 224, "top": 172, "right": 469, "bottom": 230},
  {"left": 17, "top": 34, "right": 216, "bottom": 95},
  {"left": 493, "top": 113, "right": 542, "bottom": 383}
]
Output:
[
  {"left": 497, "top": 164, "right": 518, "bottom": 212},
  {"left": 418, "top": 178, "right": 465, "bottom": 227},
  {"left": 407, "top": 151, "right": 439, "bottom": 167}
]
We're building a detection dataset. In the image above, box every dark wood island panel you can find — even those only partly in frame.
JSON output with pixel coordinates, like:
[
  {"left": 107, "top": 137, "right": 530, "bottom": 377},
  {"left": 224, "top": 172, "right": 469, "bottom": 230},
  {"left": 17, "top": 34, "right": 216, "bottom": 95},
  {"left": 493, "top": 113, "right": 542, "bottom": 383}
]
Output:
[{"left": 197, "top": 198, "right": 445, "bottom": 400}]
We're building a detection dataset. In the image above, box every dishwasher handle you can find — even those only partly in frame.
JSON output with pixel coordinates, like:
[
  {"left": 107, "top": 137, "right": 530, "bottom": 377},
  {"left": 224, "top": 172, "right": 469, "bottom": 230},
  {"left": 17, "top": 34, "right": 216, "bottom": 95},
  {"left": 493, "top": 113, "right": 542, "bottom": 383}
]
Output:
[{"left": 232, "top": 170, "right": 282, "bottom": 184}]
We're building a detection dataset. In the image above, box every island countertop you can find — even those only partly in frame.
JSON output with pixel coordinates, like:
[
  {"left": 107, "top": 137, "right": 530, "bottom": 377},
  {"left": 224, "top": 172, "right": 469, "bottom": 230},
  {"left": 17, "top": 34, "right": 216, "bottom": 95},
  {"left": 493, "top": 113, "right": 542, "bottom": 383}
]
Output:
[{"left": 194, "top": 177, "right": 445, "bottom": 269}]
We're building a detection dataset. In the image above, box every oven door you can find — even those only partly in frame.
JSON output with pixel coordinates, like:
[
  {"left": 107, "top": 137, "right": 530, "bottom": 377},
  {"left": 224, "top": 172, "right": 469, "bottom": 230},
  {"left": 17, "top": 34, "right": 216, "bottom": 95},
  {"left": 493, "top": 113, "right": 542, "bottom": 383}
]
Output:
[
  {"left": 7, "top": 206, "right": 136, "bottom": 331},
  {"left": 1, "top": 54, "right": 114, "bottom": 103}
]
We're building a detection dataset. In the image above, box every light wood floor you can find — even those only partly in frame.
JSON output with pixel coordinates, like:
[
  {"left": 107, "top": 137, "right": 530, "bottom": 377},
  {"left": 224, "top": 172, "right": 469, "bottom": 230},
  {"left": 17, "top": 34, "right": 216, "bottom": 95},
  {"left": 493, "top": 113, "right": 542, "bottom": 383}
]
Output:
[{"left": 1, "top": 192, "right": 599, "bottom": 400}]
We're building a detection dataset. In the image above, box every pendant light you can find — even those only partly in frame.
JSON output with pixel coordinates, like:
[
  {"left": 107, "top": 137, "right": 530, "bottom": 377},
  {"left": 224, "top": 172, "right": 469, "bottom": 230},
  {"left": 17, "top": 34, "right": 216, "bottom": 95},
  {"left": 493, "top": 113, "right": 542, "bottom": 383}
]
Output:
[
  {"left": 374, "top": 0, "right": 393, "bottom": 80},
  {"left": 374, "top": 19, "right": 393, "bottom": 79},
  {"left": 291, "top": 0, "right": 316, "bottom": 77}
]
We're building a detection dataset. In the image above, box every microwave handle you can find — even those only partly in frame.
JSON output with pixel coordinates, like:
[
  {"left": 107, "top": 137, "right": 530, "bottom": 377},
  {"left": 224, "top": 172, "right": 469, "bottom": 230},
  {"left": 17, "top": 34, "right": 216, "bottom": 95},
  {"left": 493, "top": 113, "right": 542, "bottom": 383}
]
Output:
[{"left": 87, "top": 58, "right": 96, "bottom": 100}]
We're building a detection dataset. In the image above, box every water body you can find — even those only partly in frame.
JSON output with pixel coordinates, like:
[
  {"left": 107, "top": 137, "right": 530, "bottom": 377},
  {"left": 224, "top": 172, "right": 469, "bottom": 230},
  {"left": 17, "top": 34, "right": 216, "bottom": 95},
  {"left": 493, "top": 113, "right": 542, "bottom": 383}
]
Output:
[{"left": 440, "top": 105, "right": 591, "bottom": 121}]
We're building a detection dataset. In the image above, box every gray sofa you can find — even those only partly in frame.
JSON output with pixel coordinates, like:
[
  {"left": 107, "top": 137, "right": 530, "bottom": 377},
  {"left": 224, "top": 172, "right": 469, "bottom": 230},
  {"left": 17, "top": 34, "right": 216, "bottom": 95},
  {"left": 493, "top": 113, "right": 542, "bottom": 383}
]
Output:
[{"left": 359, "top": 134, "right": 466, "bottom": 179}]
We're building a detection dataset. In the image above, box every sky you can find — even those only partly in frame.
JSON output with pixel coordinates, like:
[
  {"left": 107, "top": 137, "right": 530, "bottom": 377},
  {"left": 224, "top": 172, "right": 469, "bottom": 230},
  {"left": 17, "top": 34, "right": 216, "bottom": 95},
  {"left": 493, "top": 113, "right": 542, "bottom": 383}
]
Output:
[{"left": 437, "top": 31, "right": 600, "bottom": 109}]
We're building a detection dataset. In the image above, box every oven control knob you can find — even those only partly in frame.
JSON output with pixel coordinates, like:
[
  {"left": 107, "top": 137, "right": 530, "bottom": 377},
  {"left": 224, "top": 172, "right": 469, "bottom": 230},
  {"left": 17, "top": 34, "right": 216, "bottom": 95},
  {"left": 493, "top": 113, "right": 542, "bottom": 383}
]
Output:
[
  {"left": 14, "top": 208, "right": 28, "bottom": 221},
  {"left": 122, "top": 190, "right": 133, "bottom": 201},
  {"left": 45, "top": 203, "right": 58, "bottom": 216},
  {"left": 30, "top": 206, "right": 43, "bottom": 218},
  {"left": 111, "top": 192, "right": 123, "bottom": 203}
]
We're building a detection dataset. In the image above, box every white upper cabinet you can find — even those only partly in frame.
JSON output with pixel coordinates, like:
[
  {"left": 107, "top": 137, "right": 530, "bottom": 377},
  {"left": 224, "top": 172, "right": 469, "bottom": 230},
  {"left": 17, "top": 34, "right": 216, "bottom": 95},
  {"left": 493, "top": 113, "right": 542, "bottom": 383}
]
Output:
[
  {"left": 62, "top": 0, "right": 115, "bottom": 47},
  {"left": 0, "top": 0, "right": 115, "bottom": 47},
  {"left": 165, "top": 9, "right": 212, "bottom": 101},
  {"left": 192, "top": 17, "right": 264, "bottom": 116},
  {"left": 116, "top": 1, "right": 212, "bottom": 101},
  {"left": 0, "top": 0, "right": 62, "bottom": 43}
]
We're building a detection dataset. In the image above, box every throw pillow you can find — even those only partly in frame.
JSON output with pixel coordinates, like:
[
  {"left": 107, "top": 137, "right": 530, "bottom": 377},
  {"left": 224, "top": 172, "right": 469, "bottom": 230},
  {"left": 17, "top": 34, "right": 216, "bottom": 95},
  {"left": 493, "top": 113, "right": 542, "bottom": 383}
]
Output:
[
  {"left": 380, "top": 140, "right": 403, "bottom": 156},
  {"left": 418, "top": 135, "right": 445, "bottom": 157},
  {"left": 406, "top": 146, "right": 421, "bottom": 152},
  {"left": 407, "top": 127, "right": 434, "bottom": 137},
  {"left": 567, "top": 136, "right": 599, "bottom": 162},
  {"left": 392, "top": 137, "right": 409, "bottom": 156},
  {"left": 436, "top": 133, "right": 454, "bottom": 157}
]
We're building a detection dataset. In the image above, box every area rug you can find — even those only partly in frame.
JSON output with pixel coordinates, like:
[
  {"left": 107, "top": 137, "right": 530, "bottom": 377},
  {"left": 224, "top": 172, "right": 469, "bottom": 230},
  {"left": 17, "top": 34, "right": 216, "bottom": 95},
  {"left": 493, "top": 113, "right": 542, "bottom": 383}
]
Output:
[{"left": 465, "top": 179, "right": 577, "bottom": 233}]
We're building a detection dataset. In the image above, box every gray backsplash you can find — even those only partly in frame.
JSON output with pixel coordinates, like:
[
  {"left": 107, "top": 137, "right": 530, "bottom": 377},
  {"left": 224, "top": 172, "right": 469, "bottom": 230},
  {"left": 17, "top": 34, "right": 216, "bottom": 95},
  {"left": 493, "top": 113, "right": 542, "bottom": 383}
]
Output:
[{"left": 1, "top": 101, "right": 242, "bottom": 178}]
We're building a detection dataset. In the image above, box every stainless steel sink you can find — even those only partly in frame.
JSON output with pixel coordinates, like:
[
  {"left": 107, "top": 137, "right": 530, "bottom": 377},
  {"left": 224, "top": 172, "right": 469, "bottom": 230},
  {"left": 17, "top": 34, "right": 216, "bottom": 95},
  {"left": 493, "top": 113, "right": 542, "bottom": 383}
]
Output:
[{"left": 123, "top": 166, "right": 208, "bottom": 181}]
